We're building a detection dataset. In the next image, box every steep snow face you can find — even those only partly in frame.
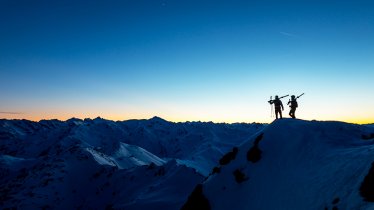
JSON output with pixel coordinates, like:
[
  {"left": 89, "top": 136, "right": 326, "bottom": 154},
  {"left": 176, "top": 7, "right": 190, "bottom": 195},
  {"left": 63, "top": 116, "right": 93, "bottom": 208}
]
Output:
[
  {"left": 86, "top": 143, "right": 166, "bottom": 169},
  {"left": 183, "top": 119, "right": 374, "bottom": 210},
  {"left": 0, "top": 117, "right": 263, "bottom": 210}
]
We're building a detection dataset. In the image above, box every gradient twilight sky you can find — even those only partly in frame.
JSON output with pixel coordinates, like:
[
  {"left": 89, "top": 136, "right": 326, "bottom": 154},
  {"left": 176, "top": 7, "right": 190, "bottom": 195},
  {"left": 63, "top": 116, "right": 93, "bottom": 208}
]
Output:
[{"left": 1, "top": 0, "right": 374, "bottom": 123}]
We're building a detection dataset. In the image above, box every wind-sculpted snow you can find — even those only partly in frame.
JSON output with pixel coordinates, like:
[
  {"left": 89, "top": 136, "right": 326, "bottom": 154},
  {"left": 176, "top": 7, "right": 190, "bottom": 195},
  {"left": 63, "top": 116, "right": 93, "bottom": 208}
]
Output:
[
  {"left": 86, "top": 143, "right": 166, "bottom": 169},
  {"left": 0, "top": 117, "right": 263, "bottom": 209},
  {"left": 182, "top": 119, "right": 374, "bottom": 210}
]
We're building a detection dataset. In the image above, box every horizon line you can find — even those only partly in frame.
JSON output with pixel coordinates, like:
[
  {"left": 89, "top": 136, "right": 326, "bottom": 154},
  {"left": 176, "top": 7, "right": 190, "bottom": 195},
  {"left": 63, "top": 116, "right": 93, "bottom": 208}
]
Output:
[{"left": 0, "top": 116, "right": 372, "bottom": 125}]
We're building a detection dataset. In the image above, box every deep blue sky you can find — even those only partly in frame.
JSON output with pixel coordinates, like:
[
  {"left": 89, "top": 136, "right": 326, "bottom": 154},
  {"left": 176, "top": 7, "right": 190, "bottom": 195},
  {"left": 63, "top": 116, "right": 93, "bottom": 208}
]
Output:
[{"left": 1, "top": 0, "right": 374, "bottom": 123}]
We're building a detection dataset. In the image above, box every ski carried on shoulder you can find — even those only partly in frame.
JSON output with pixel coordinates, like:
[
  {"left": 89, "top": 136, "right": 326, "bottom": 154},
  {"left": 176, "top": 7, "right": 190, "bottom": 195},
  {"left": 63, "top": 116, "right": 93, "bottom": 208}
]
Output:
[
  {"left": 296, "top": 93, "right": 305, "bottom": 99},
  {"left": 268, "top": 94, "right": 288, "bottom": 104},
  {"left": 278, "top": 94, "right": 289, "bottom": 99}
]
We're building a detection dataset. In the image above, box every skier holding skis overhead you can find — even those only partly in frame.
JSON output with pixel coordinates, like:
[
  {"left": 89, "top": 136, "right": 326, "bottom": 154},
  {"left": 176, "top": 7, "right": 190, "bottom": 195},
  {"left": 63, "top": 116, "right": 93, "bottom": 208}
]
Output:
[{"left": 268, "top": 95, "right": 285, "bottom": 119}]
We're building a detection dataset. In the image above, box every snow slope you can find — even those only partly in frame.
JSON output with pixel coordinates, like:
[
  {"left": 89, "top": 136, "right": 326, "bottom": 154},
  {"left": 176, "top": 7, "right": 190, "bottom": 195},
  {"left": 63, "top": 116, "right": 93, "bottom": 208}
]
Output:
[
  {"left": 0, "top": 117, "right": 263, "bottom": 209},
  {"left": 182, "top": 119, "right": 374, "bottom": 210}
]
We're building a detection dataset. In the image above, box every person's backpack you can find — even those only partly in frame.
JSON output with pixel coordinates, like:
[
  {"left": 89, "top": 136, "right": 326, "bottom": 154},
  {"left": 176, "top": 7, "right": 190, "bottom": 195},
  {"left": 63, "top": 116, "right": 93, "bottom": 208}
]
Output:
[{"left": 292, "top": 100, "right": 298, "bottom": 108}]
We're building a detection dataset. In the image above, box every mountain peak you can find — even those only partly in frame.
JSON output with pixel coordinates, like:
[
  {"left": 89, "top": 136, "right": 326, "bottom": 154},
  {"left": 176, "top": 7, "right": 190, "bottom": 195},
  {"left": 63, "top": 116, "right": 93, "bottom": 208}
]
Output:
[{"left": 149, "top": 116, "right": 168, "bottom": 122}]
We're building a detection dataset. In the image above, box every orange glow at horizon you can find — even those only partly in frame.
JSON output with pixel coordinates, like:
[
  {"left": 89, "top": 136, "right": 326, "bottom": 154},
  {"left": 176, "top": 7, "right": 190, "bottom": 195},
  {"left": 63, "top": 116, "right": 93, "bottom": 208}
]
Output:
[{"left": 1, "top": 111, "right": 373, "bottom": 125}]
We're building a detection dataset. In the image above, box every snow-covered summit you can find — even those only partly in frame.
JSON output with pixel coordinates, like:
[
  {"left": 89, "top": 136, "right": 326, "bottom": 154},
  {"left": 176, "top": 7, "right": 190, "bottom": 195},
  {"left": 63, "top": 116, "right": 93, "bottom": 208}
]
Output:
[
  {"left": 182, "top": 119, "right": 374, "bottom": 210},
  {"left": 149, "top": 116, "right": 169, "bottom": 123}
]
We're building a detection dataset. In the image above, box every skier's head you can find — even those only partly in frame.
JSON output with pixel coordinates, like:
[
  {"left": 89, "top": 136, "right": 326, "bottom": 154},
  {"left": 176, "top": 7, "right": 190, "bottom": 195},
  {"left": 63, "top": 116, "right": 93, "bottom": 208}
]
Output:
[
  {"left": 275, "top": 95, "right": 279, "bottom": 99},
  {"left": 291, "top": 95, "right": 295, "bottom": 99}
]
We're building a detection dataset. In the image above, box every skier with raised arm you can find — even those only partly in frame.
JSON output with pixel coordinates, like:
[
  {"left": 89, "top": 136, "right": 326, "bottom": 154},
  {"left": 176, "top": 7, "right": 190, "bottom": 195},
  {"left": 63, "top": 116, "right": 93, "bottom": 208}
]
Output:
[{"left": 268, "top": 95, "right": 285, "bottom": 119}]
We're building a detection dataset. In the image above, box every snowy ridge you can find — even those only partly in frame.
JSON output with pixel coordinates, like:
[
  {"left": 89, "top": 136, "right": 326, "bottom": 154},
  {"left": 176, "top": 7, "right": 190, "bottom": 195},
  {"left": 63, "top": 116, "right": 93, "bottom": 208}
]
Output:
[{"left": 182, "top": 119, "right": 374, "bottom": 210}]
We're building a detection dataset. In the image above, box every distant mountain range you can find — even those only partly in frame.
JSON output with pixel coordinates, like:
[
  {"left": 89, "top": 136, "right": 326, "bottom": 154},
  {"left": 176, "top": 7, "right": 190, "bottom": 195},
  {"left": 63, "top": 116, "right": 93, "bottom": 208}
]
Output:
[{"left": 0, "top": 117, "right": 263, "bottom": 210}]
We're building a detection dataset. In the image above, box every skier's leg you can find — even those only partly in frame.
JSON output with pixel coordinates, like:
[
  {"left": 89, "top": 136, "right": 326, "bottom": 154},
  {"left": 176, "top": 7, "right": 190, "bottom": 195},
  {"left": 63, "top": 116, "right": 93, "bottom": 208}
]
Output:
[{"left": 275, "top": 110, "right": 278, "bottom": 119}]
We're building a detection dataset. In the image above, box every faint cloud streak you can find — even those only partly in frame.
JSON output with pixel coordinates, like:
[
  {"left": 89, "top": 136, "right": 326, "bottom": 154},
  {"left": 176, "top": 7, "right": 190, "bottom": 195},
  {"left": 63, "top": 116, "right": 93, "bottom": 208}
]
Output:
[
  {"left": 280, "top": 31, "right": 300, "bottom": 38},
  {"left": 0, "top": 111, "right": 23, "bottom": 114}
]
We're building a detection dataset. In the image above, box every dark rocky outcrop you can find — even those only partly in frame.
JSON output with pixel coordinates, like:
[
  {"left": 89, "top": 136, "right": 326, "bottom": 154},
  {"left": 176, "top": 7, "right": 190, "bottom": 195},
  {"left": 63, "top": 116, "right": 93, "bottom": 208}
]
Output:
[
  {"left": 212, "top": 167, "right": 221, "bottom": 174},
  {"left": 360, "top": 162, "right": 374, "bottom": 201},
  {"left": 247, "top": 133, "right": 263, "bottom": 163},
  {"left": 362, "top": 133, "right": 374, "bottom": 140},
  {"left": 219, "top": 147, "right": 239, "bottom": 165},
  {"left": 332, "top": 197, "right": 340, "bottom": 205},
  {"left": 181, "top": 184, "right": 211, "bottom": 210},
  {"left": 233, "top": 169, "right": 248, "bottom": 183}
]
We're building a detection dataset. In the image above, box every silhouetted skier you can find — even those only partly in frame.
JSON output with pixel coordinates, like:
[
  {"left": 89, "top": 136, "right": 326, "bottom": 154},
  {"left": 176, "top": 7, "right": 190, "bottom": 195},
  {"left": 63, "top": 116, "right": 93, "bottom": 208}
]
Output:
[
  {"left": 269, "top": 95, "right": 284, "bottom": 119},
  {"left": 287, "top": 95, "right": 298, "bottom": 118}
]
